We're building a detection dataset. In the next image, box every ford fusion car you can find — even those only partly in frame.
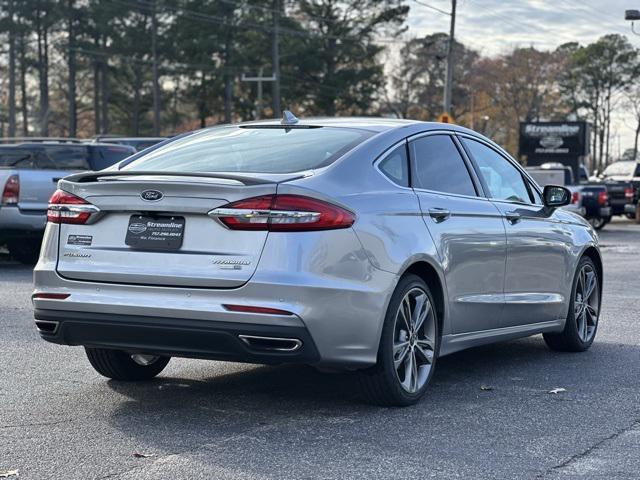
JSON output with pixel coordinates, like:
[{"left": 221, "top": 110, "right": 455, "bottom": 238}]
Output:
[{"left": 32, "top": 114, "right": 602, "bottom": 406}]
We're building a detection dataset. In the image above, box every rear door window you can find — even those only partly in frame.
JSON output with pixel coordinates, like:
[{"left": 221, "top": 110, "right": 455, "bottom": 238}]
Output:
[{"left": 409, "top": 134, "right": 477, "bottom": 196}]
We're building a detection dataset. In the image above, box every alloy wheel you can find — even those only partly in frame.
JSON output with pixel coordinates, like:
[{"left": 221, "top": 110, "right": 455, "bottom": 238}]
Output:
[
  {"left": 130, "top": 354, "right": 161, "bottom": 366},
  {"left": 588, "top": 217, "right": 605, "bottom": 230},
  {"left": 393, "top": 287, "right": 436, "bottom": 393},
  {"left": 574, "top": 264, "right": 599, "bottom": 343}
]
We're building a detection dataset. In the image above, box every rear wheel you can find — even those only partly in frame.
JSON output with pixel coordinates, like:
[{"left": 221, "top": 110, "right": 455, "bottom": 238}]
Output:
[
  {"left": 85, "top": 348, "right": 170, "bottom": 380},
  {"left": 543, "top": 257, "right": 600, "bottom": 352},
  {"left": 359, "top": 274, "right": 439, "bottom": 406},
  {"left": 6, "top": 238, "right": 41, "bottom": 264},
  {"left": 588, "top": 217, "right": 607, "bottom": 230}
]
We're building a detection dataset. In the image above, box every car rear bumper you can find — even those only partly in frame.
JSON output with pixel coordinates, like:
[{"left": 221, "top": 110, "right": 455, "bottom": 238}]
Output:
[
  {"left": 34, "top": 308, "right": 320, "bottom": 364},
  {"left": 0, "top": 206, "right": 46, "bottom": 239},
  {"left": 33, "top": 223, "right": 398, "bottom": 368},
  {"left": 609, "top": 201, "right": 629, "bottom": 215},
  {"left": 625, "top": 203, "right": 637, "bottom": 215}
]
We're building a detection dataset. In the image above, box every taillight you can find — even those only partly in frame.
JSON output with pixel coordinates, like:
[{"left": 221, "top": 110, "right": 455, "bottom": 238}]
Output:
[
  {"left": 209, "top": 194, "right": 355, "bottom": 231},
  {"left": 597, "top": 190, "right": 608, "bottom": 206},
  {"left": 571, "top": 191, "right": 580, "bottom": 204},
  {"left": 625, "top": 187, "right": 634, "bottom": 200},
  {"left": 1, "top": 174, "right": 19, "bottom": 205},
  {"left": 47, "top": 189, "right": 99, "bottom": 224}
]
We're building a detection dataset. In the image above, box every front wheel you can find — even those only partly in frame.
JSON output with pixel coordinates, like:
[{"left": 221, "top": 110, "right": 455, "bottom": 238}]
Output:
[
  {"left": 543, "top": 256, "right": 600, "bottom": 352},
  {"left": 359, "top": 274, "right": 439, "bottom": 406},
  {"left": 85, "top": 348, "right": 170, "bottom": 380}
]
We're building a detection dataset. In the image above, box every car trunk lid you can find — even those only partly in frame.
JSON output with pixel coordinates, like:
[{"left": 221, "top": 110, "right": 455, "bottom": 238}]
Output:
[{"left": 54, "top": 173, "right": 298, "bottom": 288}]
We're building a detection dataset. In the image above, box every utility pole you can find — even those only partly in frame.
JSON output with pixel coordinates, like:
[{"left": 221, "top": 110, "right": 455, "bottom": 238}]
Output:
[
  {"left": 151, "top": 0, "right": 161, "bottom": 136},
  {"left": 242, "top": 68, "right": 277, "bottom": 120},
  {"left": 271, "top": 0, "right": 281, "bottom": 117},
  {"left": 442, "top": 0, "right": 457, "bottom": 116}
]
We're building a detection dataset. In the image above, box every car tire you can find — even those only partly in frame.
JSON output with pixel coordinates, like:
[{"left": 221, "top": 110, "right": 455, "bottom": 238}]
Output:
[
  {"left": 85, "top": 348, "right": 170, "bottom": 380},
  {"left": 7, "top": 238, "right": 41, "bottom": 264},
  {"left": 625, "top": 213, "right": 636, "bottom": 220},
  {"left": 358, "top": 274, "right": 439, "bottom": 407},
  {"left": 543, "top": 256, "right": 600, "bottom": 352},
  {"left": 588, "top": 217, "right": 606, "bottom": 230}
]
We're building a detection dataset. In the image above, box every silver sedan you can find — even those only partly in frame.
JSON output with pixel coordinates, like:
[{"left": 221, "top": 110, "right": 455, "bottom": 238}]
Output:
[{"left": 32, "top": 115, "right": 602, "bottom": 406}]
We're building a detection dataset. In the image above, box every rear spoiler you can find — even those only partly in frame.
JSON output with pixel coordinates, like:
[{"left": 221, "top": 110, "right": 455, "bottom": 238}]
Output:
[{"left": 61, "top": 170, "right": 312, "bottom": 186}]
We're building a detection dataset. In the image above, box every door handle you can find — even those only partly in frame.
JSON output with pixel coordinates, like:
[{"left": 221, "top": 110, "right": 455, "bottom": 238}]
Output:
[
  {"left": 505, "top": 211, "right": 521, "bottom": 224},
  {"left": 428, "top": 208, "right": 451, "bottom": 222}
]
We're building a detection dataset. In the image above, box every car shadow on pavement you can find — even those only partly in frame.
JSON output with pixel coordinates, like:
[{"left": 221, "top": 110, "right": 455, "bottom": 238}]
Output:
[
  {"left": 97, "top": 336, "right": 640, "bottom": 468},
  {"left": 102, "top": 334, "right": 611, "bottom": 415}
]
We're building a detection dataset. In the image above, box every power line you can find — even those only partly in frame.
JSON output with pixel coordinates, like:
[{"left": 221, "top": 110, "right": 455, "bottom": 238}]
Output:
[{"left": 412, "top": 0, "right": 451, "bottom": 17}]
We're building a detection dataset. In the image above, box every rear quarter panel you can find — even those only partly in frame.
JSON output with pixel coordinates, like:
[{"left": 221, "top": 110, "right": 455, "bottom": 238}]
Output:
[{"left": 281, "top": 128, "right": 448, "bottom": 334}]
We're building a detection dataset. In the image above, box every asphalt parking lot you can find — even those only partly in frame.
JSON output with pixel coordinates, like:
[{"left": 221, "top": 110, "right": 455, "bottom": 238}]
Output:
[{"left": 1, "top": 219, "right": 640, "bottom": 480}]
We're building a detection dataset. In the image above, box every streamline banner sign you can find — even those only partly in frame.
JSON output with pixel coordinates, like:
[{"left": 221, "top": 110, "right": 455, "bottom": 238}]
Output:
[{"left": 519, "top": 121, "right": 590, "bottom": 158}]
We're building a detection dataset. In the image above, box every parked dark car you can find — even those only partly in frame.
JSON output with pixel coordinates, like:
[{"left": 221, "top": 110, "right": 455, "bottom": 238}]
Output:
[
  {"left": 89, "top": 136, "right": 167, "bottom": 152},
  {"left": 0, "top": 142, "right": 135, "bottom": 263},
  {"left": 527, "top": 164, "right": 611, "bottom": 230}
]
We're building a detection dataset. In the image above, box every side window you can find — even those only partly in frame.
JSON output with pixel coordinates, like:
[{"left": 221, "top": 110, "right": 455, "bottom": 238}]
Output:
[
  {"left": 409, "top": 135, "right": 476, "bottom": 196},
  {"left": 378, "top": 144, "right": 409, "bottom": 187},
  {"left": 43, "top": 146, "right": 90, "bottom": 170},
  {"left": 462, "top": 139, "right": 532, "bottom": 203}
]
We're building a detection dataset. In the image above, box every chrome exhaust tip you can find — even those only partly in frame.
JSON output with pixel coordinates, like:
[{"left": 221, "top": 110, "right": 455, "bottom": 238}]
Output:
[
  {"left": 238, "top": 335, "right": 302, "bottom": 352},
  {"left": 35, "top": 320, "right": 59, "bottom": 335}
]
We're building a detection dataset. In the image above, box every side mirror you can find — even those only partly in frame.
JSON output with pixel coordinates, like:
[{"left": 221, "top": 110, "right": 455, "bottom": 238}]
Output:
[{"left": 543, "top": 185, "right": 571, "bottom": 208}]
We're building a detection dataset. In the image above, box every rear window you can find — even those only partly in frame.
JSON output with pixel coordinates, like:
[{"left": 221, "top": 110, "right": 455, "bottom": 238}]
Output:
[
  {"left": 120, "top": 126, "right": 373, "bottom": 174},
  {"left": 0, "top": 149, "right": 36, "bottom": 169},
  {"left": 89, "top": 146, "right": 135, "bottom": 170},
  {"left": 0, "top": 146, "right": 90, "bottom": 170}
]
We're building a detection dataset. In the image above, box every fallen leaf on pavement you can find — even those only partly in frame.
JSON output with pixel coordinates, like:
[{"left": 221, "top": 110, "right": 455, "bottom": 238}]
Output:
[
  {"left": 480, "top": 385, "right": 493, "bottom": 391},
  {"left": 0, "top": 470, "right": 19, "bottom": 478},
  {"left": 133, "top": 453, "right": 155, "bottom": 458},
  {"left": 548, "top": 388, "right": 567, "bottom": 394}
]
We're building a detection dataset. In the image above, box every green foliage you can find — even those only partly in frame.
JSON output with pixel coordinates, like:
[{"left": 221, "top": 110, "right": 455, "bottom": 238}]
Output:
[{"left": 0, "top": 0, "right": 408, "bottom": 136}]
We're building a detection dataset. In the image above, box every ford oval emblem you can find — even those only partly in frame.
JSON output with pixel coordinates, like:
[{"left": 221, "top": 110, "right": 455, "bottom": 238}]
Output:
[
  {"left": 128, "top": 223, "right": 148, "bottom": 234},
  {"left": 141, "top": 189, "right": 163, "bottom": 201}
]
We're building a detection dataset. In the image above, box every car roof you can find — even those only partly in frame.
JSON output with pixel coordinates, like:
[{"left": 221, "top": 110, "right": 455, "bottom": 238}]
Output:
[
  {"left": 93, "top": 137, "right": 165, "bottom": 140},
  {"left": 237, "top": 117, "right": 476, "bottom": 134},
  {"left": 0, "top": 142, "right": 132, "bottom": 149}
]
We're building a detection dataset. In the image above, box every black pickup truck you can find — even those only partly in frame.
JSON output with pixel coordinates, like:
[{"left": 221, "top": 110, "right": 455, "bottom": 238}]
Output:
[
  {"left": 594, "top": 161, "right": 639, "bottom": 220},
  {"left": 527, "top": 165, "right": 611, "bottom": 229}
]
